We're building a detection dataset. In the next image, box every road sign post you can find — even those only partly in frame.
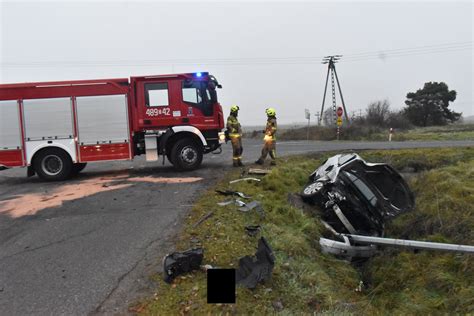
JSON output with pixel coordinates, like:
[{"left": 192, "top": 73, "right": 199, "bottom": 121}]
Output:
[{"left": 305, "top": 109, "right": 311, "bottom": 141}]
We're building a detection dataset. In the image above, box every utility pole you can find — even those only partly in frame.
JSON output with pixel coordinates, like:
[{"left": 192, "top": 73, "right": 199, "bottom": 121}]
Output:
[
  {"left": 314, "top": 111, "right": 320, "bottom": 125},
  {"left": 319, "top": 55, "right": 350, "bottom": 125}
]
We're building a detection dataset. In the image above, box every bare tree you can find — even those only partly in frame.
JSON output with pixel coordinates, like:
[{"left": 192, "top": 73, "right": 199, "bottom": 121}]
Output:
[
  {"left": 322, "top": 108, "right": 334, "bottom": 126},
  {"left": 366, "top": 100, "right": 391, "bottom": 127}
]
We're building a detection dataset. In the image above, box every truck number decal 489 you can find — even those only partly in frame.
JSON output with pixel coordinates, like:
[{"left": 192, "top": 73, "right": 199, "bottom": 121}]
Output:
[{"left": 146, "top": 108, "right": 171, "bottom": 117}]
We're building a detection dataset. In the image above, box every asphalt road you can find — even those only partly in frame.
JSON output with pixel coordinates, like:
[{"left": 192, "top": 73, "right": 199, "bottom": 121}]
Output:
[{"left": 0, "top": 139, "right": 472, "bottom": 315}]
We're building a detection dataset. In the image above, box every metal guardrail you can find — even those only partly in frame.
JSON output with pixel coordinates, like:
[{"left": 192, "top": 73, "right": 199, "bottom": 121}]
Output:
[{"left": 346, "top": 234, "right": 474, "bottom": 254}]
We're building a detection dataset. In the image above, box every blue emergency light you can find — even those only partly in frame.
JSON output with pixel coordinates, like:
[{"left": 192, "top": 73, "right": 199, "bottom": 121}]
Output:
[{"left": 195, "top": 72, "right": 202, "bottom": 77}]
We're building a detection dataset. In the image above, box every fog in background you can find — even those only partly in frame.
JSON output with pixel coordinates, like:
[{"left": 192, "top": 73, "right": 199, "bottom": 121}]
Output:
[{"left": 1, "top": 0, "right": 472, "bottom": 125}]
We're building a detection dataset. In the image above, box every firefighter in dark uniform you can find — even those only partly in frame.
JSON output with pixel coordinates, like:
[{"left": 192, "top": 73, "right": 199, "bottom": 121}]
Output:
[
  {"left": 256, "top": 108, "right": 277, "bottom": 166},
  {"left": 227, "top": 105, "right": 244, "bottom": 167}
]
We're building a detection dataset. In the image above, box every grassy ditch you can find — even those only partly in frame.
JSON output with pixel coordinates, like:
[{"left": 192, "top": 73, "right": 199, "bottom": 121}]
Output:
[
  {"left": 135, "top": 147, "right": 474, "bottom": 314},
  {"left": 276, "top": 123, "right": 474, "bottom": 142},
  {"left": 381, "top": 124, "right": 474, "bottom": 141}
]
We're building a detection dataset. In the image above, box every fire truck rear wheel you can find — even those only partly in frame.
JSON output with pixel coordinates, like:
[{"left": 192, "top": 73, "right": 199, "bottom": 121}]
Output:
[
  {"left": 33, "top": 148, "right": 73, "bottom": 181},
  {"left": 170, "top": 138, "right": 203, "bottom": 171}
]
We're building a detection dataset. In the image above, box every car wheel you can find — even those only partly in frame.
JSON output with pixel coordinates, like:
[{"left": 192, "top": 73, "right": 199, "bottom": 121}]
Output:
[
  {"left": 301, "top": 180, "right": 325, "bottom": 204},
  {"left": 170, "top": 138, "right": 203, "bottom": 171},
  {"left": 33, "top": 148, "right": 73, "bottom": 181}
]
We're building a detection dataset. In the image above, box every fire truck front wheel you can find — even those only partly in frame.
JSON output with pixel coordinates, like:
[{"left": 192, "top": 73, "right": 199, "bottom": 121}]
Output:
[
  {"left": 33, "top": 148, "right": 73, "bottom": 181},
  {"left": 170, "top": 138, "right": 203, "bottom": 171}
]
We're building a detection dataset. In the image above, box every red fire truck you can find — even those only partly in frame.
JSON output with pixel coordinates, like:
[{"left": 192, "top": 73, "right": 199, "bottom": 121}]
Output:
[{"left": 0, "top": 72, "right": 226, "bottom": 181}]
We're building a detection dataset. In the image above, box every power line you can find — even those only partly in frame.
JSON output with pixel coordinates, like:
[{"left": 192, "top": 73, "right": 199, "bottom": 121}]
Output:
[
  {"left": 2, "top": 45, "right": 471, "bottom": 67},
  {"left": 1, "top": 41, "right": 472, "bottom": 68},
  {"left": 342, "top": 41, "right": 472, "bottom": 58},
  {"left": 344, "top": 44, "right": 473, "bottom": 62}
]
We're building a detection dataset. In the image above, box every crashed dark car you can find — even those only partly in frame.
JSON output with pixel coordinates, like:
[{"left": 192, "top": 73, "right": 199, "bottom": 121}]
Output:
[{"left": 301, "top": 153, "right": 415, "bottom": 239}]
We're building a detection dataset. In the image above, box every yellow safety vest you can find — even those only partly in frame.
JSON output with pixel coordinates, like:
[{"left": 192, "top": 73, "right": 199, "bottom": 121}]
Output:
[
  {"left": 265, "top": 117, "right": 277, "bottom": 140},
  {"left": 227, "top": 115, "right": 242, "bottom": 137}
]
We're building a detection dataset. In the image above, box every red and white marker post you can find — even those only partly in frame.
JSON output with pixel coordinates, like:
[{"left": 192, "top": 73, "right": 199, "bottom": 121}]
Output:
[{"left": 336, "top": 106, "right": 343, "bottom": 140}]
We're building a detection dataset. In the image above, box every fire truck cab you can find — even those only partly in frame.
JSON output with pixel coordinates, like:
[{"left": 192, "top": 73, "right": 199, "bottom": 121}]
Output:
[{"left": 0, "top": 72, "right": 226, "bottom": 181}]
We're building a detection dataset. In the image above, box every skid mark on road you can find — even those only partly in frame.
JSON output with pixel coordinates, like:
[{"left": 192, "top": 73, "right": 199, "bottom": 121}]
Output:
[{"left": 0, "top": 175, "right": 203, "bottom": 218}]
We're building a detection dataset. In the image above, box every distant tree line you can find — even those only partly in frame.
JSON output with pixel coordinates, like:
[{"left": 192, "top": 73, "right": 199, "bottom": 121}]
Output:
[{"left": 327, "top": 81, "right": 462, "bottom": 129}]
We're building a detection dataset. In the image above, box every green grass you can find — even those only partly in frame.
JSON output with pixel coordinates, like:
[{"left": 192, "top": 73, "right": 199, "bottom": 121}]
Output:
[
  {"left": 364, "top": 157, "right": 474, "bottom": 314},
  {"left": 278, "top": 123, "right": 474, "bottom": 142},
  {"left": 135, "top": 147, "right": 474, "bottom": 315},
  {"left": 372, "top": 124, "right": 474, "bottom": 141}
]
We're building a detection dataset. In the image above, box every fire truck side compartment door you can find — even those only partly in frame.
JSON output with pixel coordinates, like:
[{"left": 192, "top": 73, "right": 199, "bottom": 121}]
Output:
[
  {"left": 23, "top": 97, "right": 77, "bottom": 164},
  {"left": 0, "top": 100, "right": 23, "bottom": 167},
  {"left": 75, "top": 94, "right": 131, "bottom": 162}
]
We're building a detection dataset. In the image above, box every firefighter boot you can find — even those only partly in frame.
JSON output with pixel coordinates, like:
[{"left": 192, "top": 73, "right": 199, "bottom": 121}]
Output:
[
  {"left": 237, "top": 159, "right": 244, "bottom": 167},
  {"left": 270, "top": 160, "right": 276, "bottom": 166},
  {"left": 255, "top": 159, "right": 264, "bottom": 165},
  {"left": 233, "top": 160, "right": 239, "bottom": 167}
]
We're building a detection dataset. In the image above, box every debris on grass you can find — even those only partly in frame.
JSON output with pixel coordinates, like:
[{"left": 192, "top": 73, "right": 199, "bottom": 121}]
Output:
[
  {"left": 272, "top": 300, "right": 284, "bottom": 311},
  {"left": 217, "top": 199, "right": 265, "bottom": 217},
  {"left": 238, "top": 201, "right": 265, "bottom": 217},
  {"left": 229, "top": 177, "right": 261, "bottom": 184},
  {"left": 192, "top": 211, "right": 214, "bottom": 228},
  {"left": 163, "top": 248, "right": 204, "bottom": 283},
  {"left": 248, "top": 168, "right": 272, "bottom": 175},
  {"left": 217, "top": 199, "right": 246, "bottom": 207},
  {"left": 215, "top": 189, "right": 251, "bottom": 199},
  {"left": 236, "top": 237, "right": 275, "bottom": 289},
  {"left": 201, "top": 264, "right": 214, "bottom": 271},
  {"left": 217, "top": 200, "right": 234, "bottom": 206},
  {"left": 245, "top": 225, "right": 262, "bottom": 237}
]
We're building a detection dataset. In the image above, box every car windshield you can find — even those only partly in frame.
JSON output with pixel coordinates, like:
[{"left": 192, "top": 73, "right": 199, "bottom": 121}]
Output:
[{"left": 343, "top": 171, "right": 377, "bottom": 206}]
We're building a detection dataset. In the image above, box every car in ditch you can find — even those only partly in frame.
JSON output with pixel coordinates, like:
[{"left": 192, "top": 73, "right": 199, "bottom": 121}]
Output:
[{"left": 301, "top": 153, "right": 415, "bottom": 258}]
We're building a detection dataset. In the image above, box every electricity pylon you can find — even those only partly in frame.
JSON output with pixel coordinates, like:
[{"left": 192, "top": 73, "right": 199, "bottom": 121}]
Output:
[{"left": 319, "top": 55, "right": 350, "bottom": 125}]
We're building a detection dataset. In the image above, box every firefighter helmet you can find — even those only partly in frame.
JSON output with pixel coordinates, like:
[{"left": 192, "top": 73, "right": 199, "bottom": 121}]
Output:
[
  {"left": 266, "top": 108, "right": 276, "bottom": 117},
  {"left": 230, "top": 105, "right": 240, "bottom": 113}
]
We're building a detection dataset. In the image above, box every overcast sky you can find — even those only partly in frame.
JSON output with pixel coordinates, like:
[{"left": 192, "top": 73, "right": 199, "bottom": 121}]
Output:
[{"left": 1, "top": 0, "right": 472, "bottom": 125}]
